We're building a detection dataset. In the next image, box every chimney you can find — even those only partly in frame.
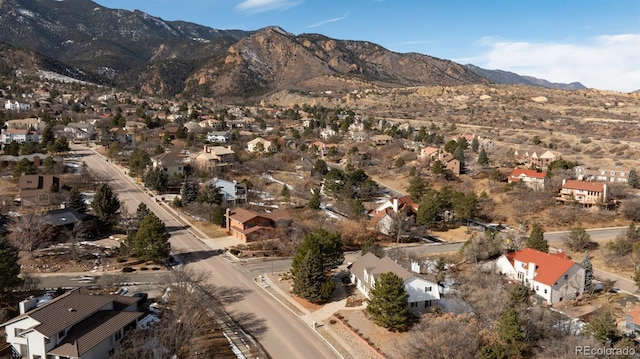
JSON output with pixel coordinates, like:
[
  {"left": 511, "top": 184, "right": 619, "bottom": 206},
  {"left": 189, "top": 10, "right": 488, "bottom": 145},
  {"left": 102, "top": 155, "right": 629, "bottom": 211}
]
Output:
[
  {"left": 19, "top": 296, "right": 38, "bottom": 314},
  {"left": 562, "top": 178, "right": 567, "bottom": 186},
  {"left": 225, "top": 208, "right": 231, "bottom": 230},
  {"left": 527, "top": 262, "right": 536, "bottom": 282},
  {"left": 410, "top": 260, "right": 420, "bottom": 274},
  {"left": 33, "top": 155, "right": 40, "bottom": 167},
  {"left": 392, "top": 198, "right": 399, "bottom": 213},
  {"left": 227, "top": 145, "right": 232, "bottom": 151}
]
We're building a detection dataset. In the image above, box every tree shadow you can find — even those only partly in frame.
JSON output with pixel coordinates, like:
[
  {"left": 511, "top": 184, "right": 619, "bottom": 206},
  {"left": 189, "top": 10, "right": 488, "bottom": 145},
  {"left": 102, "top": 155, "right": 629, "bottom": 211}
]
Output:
[
  {"left": 177, "top": 250, "right": 222, "bottom": 265},
  {"left": 228, "top": 310, "right": 268, "bottom": 339},
  {"left": 214, "top": 285, "right": 252, "bottom": 306},
  {"left": 165, "top": 225, "right": 189, "bottom": 233}
]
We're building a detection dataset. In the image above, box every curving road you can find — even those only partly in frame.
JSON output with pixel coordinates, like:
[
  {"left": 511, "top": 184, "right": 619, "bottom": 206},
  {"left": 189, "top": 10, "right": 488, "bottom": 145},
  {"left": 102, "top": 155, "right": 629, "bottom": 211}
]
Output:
[{"left": 74, "top": 145, "right": 338, "bottom": 359}]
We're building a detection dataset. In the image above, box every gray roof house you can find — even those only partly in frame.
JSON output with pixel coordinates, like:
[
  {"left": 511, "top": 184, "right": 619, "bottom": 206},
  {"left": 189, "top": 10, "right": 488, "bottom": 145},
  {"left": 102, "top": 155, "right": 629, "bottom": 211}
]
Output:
[
  {"left": 349, "top": 252, "right": 440, "bottom": 312},
  {"left": 1, "top": 288, "right": 144, "bottom": 359}
]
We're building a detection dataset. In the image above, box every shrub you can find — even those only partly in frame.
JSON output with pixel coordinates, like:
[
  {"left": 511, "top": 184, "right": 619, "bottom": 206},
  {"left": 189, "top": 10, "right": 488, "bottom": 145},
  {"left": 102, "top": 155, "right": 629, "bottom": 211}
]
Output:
[
  {"left": 152, "top": 267, "right": 160, "bottom": 271},
  {"left": 122, "top": 267, "right": 135, "bottom": 273},
  {"left": 140, "top": 267, "right": 149, "bottom": 271},
  {"left": 116, "top": 257, "right": 127, "bottom": 263}
]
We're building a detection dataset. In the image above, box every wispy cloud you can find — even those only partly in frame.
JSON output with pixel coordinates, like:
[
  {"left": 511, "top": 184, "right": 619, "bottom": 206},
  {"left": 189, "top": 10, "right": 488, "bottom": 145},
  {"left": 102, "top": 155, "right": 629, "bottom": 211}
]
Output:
[
  {"left": 468, "top": 34, "right": 640, "bottom": 92},
  {"left": 235, "top": 0, "right": 303, "bottom": 14},
  {"left": 307, "top": 12, "right": 349, "bottom": 28}
]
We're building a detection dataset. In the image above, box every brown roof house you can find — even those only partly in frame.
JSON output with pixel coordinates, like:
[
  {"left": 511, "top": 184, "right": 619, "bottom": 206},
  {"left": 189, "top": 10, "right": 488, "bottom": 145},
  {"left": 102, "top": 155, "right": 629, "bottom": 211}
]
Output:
[
  {"left": 194, "top": 145, "right": 235, "bottom": 173},
  {"left": 226, "top": 208, "right": 291, "bottom": 243},
  {"left": 438, "top": 153, "right": 461, "bottom": 176},
  {"left": 18, "top": 174, "right": 67, "bottom": 207},
  {"left": 1, "top": 288, "right": 145, "bottom": 359},
  {"left": 556, "top": 180, "right": 612, "bottom": 208}
]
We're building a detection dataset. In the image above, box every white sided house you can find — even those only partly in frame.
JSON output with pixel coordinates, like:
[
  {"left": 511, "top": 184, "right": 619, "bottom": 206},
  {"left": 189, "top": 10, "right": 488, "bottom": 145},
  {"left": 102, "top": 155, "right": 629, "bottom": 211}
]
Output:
[
  {"left": 1, "top": 288, "right": 144, "bottom": 359},
  {"left": 496, "top": 248, "right": 585, "bottom": 304},
  {"left": 349, "top": 252, "right": 440, "bottom": 311}
]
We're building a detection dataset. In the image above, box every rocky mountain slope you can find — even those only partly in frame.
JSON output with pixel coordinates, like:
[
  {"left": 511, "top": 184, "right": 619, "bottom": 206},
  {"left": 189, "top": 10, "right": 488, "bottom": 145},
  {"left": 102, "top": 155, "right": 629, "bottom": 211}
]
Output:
[
  {"left": 0, "top": 0, "right": 486, "bottom": 98},
  {"left": 465, "top": 64, "right": 586, "bottom": 90}
]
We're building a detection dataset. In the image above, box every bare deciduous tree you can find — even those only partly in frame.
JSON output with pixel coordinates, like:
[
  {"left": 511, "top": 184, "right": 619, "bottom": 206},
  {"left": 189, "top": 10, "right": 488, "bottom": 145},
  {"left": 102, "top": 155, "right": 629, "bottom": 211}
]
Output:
[{"left": 7, "top": 214, "right": 56, "bottom": 257}]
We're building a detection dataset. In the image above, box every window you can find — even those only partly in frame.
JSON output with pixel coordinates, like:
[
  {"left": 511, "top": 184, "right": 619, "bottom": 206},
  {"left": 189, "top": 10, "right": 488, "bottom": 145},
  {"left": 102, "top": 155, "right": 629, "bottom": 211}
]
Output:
[
  {"left": 33, "top": 355, "right": 41, "bottom": 359},
  {"left": 424, "top": 286, "right": 432, "bottom": 292},
  {"left": 535, "top": 286, "right": 539, "bottom": 291},
  {"left": 114, "top": 330, "right": 122, "bottom": 342},
  {"left": 19, "top": 345, "right": 27, "bottom": 356},
  {"left": 425, "top": 300, "right": 431, "bottom": 308},
  {"left": 564, "top": 274, "right": 568, "bottom": 280},
  {"left": 544, "top": 289, "right": 548, "bottom": 294},
  {"left": 58, "top": 330, "right": 65, "bottom": 340},
  {"left": 410, "top": 302, "right": 417, "bottom": 308},
  {"left": 14, "top": 328, "right": 23, "bottom": 337},
  {"left": 45, "top": 337, "right": 50, "bottom": 344}
]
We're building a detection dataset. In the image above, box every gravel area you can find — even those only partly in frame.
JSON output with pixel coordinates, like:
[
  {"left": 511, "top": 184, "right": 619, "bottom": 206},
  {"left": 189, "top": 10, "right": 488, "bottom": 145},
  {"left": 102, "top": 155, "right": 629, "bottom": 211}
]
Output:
[
  {"left": 321, "top": 317, "right": 382, "bottom": 359},
  {"left": 338, "top": 309, "right": 410, "bottom": 359}
]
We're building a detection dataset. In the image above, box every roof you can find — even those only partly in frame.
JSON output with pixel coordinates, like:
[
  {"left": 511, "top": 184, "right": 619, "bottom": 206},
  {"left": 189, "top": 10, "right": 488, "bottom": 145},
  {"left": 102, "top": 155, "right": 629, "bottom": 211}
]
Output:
[
  {"left": 538, "top": 150, "right": 556, "bottom": 159},
  {"left": 627, "top": 309, "right": 640, "bottom": 326},
  {"left": 47, "top": 310, "right": 143, "bottom": 357},
  {"left": 506, "top": 248, "right": 577, "bottom": 286},
  {"left": 2, "top": 128, "right": 30, "bottom": 134},
  {"left": 43, "top": 208, "right": 89, "bottom": 227},
  {"left": 421, "top": 147, "right": 439, "bottom": 156},
  {"left": 349, "top": 252, "right": 414, "bottom": 285},
  {"left": 2, "top": 288, "right": 140, "bottom": 338},
  {"left": 562, "top": 180, "right": 605, "bottom": 192},
  {"left": 509, "top": 169, "right": 548, "bottom": 180},
  {"left": 229, "top": 208, "right": 291, "bottom": 224},
  {"left": 247, "top": 137, "right": 271, "bottom": 145},
  {"left": 19, "top": 175, "right": 59, "bottom": 191},
  {"left": 152, "top": 152, "right": 184, "bottom": 164}
]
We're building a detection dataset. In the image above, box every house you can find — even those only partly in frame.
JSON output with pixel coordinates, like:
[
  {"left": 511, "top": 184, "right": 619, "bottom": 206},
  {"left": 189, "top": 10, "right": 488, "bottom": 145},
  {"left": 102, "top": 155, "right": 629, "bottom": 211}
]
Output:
[
  {"left": 124, "top": 121, "right": 147, "bottom": 132},
  {"left": 1, "top": 288, "right": 144, "bottom": 359},
  {"left": 508, "top": 169, "right": 550, "bottom": 191},
  {"left": 226, "top": 208, "right": 291, "bottom": 243},
  {"left": 370, "top": 196, "right": 419, "bottom": 236},
  {"left": 201, "top": 178, "right": 247, "bottom": 206},
  {"left": 349, "top": 253, "right": 440, "bottom": 311},
  {"left": 4, "top": 118, "right": 44, "bottom": 131},
  {"left": 108, "top": 128, "right": 135, "bottom": 146},
  {"left": 531, "top": 150, "right": 557, "bottom": 169},
  {"left": 351, "top": 131, "right": 369, "bottom": 142},
  {"left": 199, "top": 118, "right": 221, "bottom": 129},
  {"left": 593, "top": 168, "right": 628, "bottom": 184},
  {"left": 320, "top": 128, "right": 337, "bottom": 140},
  {"left": 18, "top": 175, "right": 65, "bottom": 207},
  {"left": 194, "top": 145, "right": 235, "bottom": 172},
  {"left": 625, "top": 309, "right": 640, "bottom": 337},
  {"left": 311, "top": 141, "right": 338, "bottom": 157},
  {"left": 418, "top": 146, "right": 439, "bottom": 161},
  {"left": 64, "top": 122, "right": 95, "bottom": 142},
  {"left": 151, "top": 152, "right": 185, "bottom": 177},
  {"left": 4, "top": 100, "right": 30, "bottom": 111},
  {"left": 374, "top": 196, "right": 419, "bottom": 215},
  {"left": 246, "top": 137, "right": 275, "bottom": 153},
  {"left": 496, "top": 248, "right": 585, "bottom": 304},
  {"left": 439, "top": 153, "right": 461, "bottom": 176},
  {"left": 207, "top": 131, "right": 231, "bottom": 143},
  {"left": 1, "top": 129, "right": 40, "bottom": 144},
  {"left": 371, "top": 134, "right": 393, "bottom": 146},
  {"left": 43, "top": 208, "right": 98, "bottom": 239},
  {"left": 556, "top": 179, "right": 611, "bottom": 208}
]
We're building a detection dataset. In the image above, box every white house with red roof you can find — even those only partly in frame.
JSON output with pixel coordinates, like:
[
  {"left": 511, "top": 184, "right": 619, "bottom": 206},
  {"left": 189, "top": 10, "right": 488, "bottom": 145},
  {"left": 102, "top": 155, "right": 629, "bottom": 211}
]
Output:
[
  {"left": 508, "top": 169, "right": 549, "bottom": 191},
  {"left": 370, "top": 196, "right": 419, "bottom": 236},
  {"left": 557, "top": 179, "right": 611, "bottom": 208},
  {"left": 496, "top": 248, "right": 585, "bottom": 304}
]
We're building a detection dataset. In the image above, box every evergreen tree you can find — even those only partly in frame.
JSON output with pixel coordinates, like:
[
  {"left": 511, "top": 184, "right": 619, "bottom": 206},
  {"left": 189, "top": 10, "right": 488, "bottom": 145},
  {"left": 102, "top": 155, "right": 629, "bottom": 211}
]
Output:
[
  {"left": 129, "top": 148, "right": 151, "bottom": 177},
  {"left": 366, "top": 272, "right": 412, "bottom": 331},
  {"left": 582, "top": 310, "right": 619, "bottom": 345},
  {"left": 93, "top": 183, "right": 121, "bottom": 228},
  {"left": 292, "top": 246, "right": 325, "bottom": 303},
  {"left": 13, "top": 157, "right": 36, "bottom": 180},
  {"left": 471, "top": 137, "right": 480, "bottom": 152},
  {"left": 68, "top": 186, "right": 87, "bottom": 214},
  {"left": 564, "top": 224, "right": 593, "bottom": 251},
  {"left": 0, "top": 236, "right": 23, "bottom": 298},
  {"left": 3, "top": 140, "right": 19, "bottom": 156},
  {"left": 43, "top": 156, "right": 56, "bottom": 174},
  {"left": 291, "top": 229, "right": 344, "bottom": 275},
  {"left": 48, "top": 136, "right": 70, "bottom": 154},
  {"left": 497, "top": 307, "right": 526, "bottom": 356},
  {"left": 212, "top": 206, "right": 226, "bottom": 227},
  {"left": 180, "top": 181, "right": 199, "bottom": 206},
  {"left": 281, "top": 184, "right": 290, "bottom": 201},
  {"left": 581, "top": 252, "right": 595, "bottom": 293},
  {"left": 407, "top": 176, "right": 427, "bottom": 201},
  {"left": 527, "top": 223, "right": 549, "bottom": 253},
  {"left": 130, "top": 212, "right": 171, "bottom": 262},
  {"left": 136, "top": 202, "right": 150, "bottom": 221},
  {"left": 41, "top": 122, "right": 55, "bottom": 148},
  {"left": 308, "top": 188, "right": 321, "bottom": 210},
  {"left": 144, "top": 167, "right": 168, "bottom": 192},
  {"left": 629, "top": 169, "right": 639, "bottom": 189},
  {"left": 431, "top": 160, "right": 445, "bottom": 177},
  {"left": 453, "top": 145, "right": 465, "bottom": 164},
  {"left": 314, "top": 159, "right": 328, "bottom": 176},
  {"left": 197, "top": 184, "right": 223, "bottom": 205},
  {"left": 477, "top": 148, "right": 489, "bottom": 166}
]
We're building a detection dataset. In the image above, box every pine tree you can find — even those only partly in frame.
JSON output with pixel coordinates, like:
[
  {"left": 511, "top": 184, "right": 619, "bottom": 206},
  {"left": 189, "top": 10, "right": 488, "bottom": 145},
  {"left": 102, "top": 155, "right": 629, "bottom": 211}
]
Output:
[
  {"left": 582, "top": 310, "right": 619, "bottom": 345},
  {"left": 180, "top": 181, "right": 199, "bottom": 206},
  {"left": 68, "top": 186, "right": 87, "bottom": 214},
  {"left": 497, "top": 307, "right": 526, "bottom": 356},
  {"left": 581, "top": 252, "right": 595, "bottom": 293},
  {"left": 136, "top": 202, "right": 150, "bottom": 221},
  {"left": 366, "top": 272, "right": 411, "bottom": 331},
  {"left": 43, "top": 156, "right": 56, "bottom": 174},
  {"left": 527, "top": 223, "right": 549, "bottom": 253},
  {"left": 471, "top": 137, "right": 480, "bottom": 152},
  {"left": 0, "top": 236, "right": 23, "bottom": 297},
  {"left": 291, "top": 229, "right": 344, "bottom": 276},
  {"left": 212, "top": 206, "right": 226, "bottom": 227},
  {"left": 129, "top": 149, "right": 151, "bottom": 177},
  {"left": 197, "top": 184, "right": 223, "bottom": 205},
  {"left": 144, "top": 167, "right": 168, "bottom": 192},
  {"left": 477, "top": 148, "right": 489, "bottom": 166},
  {"left": 308, "top": 189, "right": 321, "bottom": 210},
  {"left": 407, "top": 176, "right": 427, "bottom": 201},
  {"left": 131, "top": 212, "right": 171, "bottom": 262},
  {"left": 292, "top": 246, "right": 325, "bottom": 303},
  {"left": 629, "top": 169, "right": 639, "bottom": 189},
  {"left": 281, "top": 184, "right": 290, "bottom": 201},
  {"left": 93, "top": 183, "right": 121, "bottom": 228}
]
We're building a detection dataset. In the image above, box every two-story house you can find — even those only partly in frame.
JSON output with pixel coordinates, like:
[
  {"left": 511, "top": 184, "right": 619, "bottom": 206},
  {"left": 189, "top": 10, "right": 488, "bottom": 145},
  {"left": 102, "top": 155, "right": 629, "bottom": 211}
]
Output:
[
  {"left": 311, "top": 141, "right": 338, "bottom": 157},
  {"left": 18, "top": 174, "right": 66, "bottom": 207},
  {"left": 4, "top": 100, "right": 31, "bottom": 111},
  {"left": 418, "top": 146, "right": 439, "bottom": 161},
  {"left": 508, "top": 169, "right": 550, "bottom": 191},
  {"left": 370, "top": 196, "right": 419, "bottom": 236},
  {"left": 556, "top": 179, "right": 611, "bottom": 208},
  {"left": 226, "top": 208, "right": 291, "bottom": 242},
  {"left": 64, "top": 122, "right": 95, "bottom": 143},
  {"left": 1, "top": 129, "right": 40, "bottom": 144},
  {"left": 438, "top": 153, "right": 461, "bottom": 176},
  {"left": 207, "top": 131, "right": 231, "bottom": 143},
  {"left": 496, "top": 248, "right": 585, "bottom": 304},
  {"left": 151, "top": 152, "right": 185, "bottom": 177},
  {"left": 349, "top": 253, "right": 440, "bottom": 311},
  {"left": 246, "top": 137, "right": 275, "bottom": 154},
  {"left": 194, "top": 145, "right": 235, "bottom": 172},
  {"left": 201, "top": 178, "right": 247, "bottom": 206},
  {"left": 1, "top": 288, "right": 144, "bottom": 359}
]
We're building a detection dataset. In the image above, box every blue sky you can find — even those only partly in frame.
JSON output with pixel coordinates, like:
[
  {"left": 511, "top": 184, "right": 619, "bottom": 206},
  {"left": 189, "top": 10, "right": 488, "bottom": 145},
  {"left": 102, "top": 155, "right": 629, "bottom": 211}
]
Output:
[{"left": 96, "top": 0, "right": 640, "bottom": 92}]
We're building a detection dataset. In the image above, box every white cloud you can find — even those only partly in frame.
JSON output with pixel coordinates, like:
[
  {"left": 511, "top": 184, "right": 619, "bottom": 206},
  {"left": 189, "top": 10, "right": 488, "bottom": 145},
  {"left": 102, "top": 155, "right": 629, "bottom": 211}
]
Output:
[
  {"left": 307, "top": 12, "right": 349, "bottom": 29},
  {"left": 235, "top": 0, "right": 302, "bottom": 14},
  {"left": 467, "top": 34, "right": 640, "bottom": 92}
]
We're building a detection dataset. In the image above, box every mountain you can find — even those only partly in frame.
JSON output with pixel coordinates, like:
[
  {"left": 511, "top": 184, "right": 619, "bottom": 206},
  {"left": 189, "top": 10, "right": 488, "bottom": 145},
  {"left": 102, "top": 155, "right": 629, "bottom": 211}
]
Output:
[
  {"left": 465, "top": 64, "right": 586, "bottom": 91},
  {"left": 0, "top": 0, "right": 485, "bottom": 98}
]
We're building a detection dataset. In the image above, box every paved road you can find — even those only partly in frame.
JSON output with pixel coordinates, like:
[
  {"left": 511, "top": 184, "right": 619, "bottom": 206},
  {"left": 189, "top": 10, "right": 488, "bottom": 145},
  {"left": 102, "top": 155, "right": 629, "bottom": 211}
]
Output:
[{"left": 75, "top": 145, "right": 338, "bottom": 359}]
